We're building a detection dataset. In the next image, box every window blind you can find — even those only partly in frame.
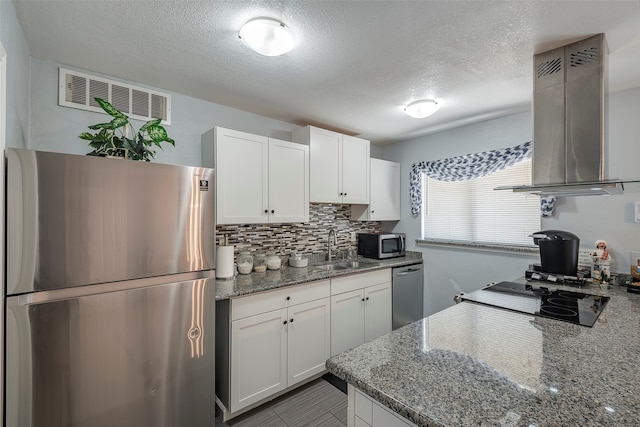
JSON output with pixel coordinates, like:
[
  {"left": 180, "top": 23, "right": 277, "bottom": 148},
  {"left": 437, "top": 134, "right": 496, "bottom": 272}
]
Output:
[{"left": 422, "top": 159, "right": 540, "bottom": 246}]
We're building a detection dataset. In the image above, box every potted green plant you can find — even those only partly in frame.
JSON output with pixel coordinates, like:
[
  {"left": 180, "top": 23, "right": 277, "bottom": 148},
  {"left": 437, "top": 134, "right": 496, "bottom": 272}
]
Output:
[{"left": 79, "top": 97, "right": 175, "bottom": 161}]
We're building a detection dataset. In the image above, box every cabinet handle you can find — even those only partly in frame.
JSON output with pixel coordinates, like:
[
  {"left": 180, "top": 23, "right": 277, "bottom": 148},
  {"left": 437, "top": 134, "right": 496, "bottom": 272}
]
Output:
[
  {"left": 344, "top": 192, "right": 347, "bottom": 196},
  {"left": 290, "top": 318, "right": 294, "bottom": 323},
  {"left": 286, "top": 296, "right": 290, "bottom": 301},
  {"left": 264, "top": 209, "right": 268, "bottom": 213},
  {"left": 271, "top": 210, "right": 275, "bottom": 214},
  {"left": 361, "top": 298, "right": 365, "bottom": 302},
  {"left": 371, "top": 210, "right": 375, "bottom": 213},
  {"left": 339, "top": 192, "right": 343, "bottom": 196},
  {"left": 283, "top": 320, "right": 288, "bottom": 325},
  {"left": 366, "top": 297, "right": 370, "bottom": 300}
]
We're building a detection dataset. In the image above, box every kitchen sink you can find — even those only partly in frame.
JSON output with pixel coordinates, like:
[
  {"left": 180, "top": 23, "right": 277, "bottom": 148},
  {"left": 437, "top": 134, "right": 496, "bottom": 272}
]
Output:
[
  {"left": 313, "top": 264, "right": 349, "bottom": 271},
  {"left": 312, "top": 260, "right": 376, "bottom": 271}
]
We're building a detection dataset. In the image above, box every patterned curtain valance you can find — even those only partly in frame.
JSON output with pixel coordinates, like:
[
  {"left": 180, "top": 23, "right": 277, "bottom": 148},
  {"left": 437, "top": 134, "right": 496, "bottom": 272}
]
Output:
[{"left": 410, "top": 141, "right": 533, "bottom": 216}]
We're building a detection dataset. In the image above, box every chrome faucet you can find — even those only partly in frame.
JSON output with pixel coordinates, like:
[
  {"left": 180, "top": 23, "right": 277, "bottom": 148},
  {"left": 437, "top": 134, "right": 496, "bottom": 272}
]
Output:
[{"left": 327, "top": 229, "right": 338, "bottom": 261}]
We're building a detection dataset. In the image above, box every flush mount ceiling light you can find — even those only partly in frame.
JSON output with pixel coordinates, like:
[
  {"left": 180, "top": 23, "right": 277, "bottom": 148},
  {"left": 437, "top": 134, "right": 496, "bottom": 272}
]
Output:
[
  {"left": 404, "top": 99, "right": 440, "bottom": 118},
  {"left": 238, "top": 17, "right": 295, "bottom": 57}
]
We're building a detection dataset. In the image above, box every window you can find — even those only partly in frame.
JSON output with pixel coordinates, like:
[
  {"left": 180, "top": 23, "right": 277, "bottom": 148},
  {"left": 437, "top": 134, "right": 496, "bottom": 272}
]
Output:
[{"left": 422, "top": 158, "right": 540, "bottom": 246}]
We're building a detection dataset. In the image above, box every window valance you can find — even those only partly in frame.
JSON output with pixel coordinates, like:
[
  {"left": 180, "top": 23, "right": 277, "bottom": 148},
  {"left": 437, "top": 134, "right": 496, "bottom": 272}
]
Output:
[{"left": 409, "top": 141, "right": 556, "bottom": 217}]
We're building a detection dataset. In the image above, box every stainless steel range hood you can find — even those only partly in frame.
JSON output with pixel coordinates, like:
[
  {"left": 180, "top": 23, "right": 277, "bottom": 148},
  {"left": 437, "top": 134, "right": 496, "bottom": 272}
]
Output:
[{"left": 497, "top": 34, "right": 638, "bottom": 196}]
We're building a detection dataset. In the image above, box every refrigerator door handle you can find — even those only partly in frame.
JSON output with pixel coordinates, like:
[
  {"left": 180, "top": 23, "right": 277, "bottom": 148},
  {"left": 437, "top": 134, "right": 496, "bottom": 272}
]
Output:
[{"left": 6, "top": 271, "right": 212, "bottom": 307}]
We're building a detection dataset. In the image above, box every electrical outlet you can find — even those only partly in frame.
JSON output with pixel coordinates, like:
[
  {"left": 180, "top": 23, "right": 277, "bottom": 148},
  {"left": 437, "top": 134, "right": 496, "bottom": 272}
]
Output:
[{"left": 351, "top": 232, "right": 357, "bottom": 242}]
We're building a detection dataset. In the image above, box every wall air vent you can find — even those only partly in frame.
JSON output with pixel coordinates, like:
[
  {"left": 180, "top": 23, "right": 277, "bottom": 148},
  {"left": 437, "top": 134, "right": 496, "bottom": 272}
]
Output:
[{"left": 58, "top": 68, "right": 171, "bottom": 125}]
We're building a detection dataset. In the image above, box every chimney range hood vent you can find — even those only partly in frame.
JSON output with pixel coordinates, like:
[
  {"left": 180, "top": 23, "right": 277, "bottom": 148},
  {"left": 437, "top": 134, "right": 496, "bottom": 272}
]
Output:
[{"left": 497, "top": 34, "right": 638, "bottom": 196}]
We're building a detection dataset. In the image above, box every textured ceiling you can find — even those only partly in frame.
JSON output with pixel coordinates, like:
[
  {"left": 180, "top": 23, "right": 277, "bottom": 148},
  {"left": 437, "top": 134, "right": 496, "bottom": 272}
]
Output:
[{"left": 13, "top": 0, "right": 640, "bottom": 144}]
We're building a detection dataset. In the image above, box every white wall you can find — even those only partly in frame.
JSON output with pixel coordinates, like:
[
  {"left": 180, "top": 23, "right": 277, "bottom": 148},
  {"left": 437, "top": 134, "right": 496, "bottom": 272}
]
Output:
[
  {"left": 1, "top": 0, "right": 31, "bottom": 422},
  {"left": 381, "top": 112, "right": 538, "bottom": 315},
  {"left": 382, "top": 89, "right": 640, "bottom": 315},
  {"left": 29, "top": 58, "right": 302, "bottom": 166},
  {"left": 1, "top": 0, "right": 30, "bottom": 149}
]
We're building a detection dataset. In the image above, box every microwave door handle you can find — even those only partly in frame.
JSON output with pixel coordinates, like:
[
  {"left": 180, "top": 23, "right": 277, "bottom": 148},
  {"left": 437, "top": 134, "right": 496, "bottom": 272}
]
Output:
[{"left": 400, "top": 235, "right": 405, "bottom": 252}]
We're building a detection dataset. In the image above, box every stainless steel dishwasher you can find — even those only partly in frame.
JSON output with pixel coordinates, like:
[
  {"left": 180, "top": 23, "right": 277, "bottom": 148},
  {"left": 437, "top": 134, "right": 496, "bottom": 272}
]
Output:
[{"left": 392, "top": 264, "right": 424, "bottom": 330}]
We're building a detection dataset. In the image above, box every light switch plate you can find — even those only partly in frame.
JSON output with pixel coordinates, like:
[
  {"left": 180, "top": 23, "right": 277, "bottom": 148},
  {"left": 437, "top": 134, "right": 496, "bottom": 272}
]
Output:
[
  {"left": 351, "top": 232, "right": 357, "bottom": 242},
  {"left": 635, "top": 201, "right": 640, "bottom": 222}
]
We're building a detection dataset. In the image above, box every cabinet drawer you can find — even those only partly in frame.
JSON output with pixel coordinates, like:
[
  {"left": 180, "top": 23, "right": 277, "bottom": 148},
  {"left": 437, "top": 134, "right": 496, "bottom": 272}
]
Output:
[
  {"left": 232, "top": 280, "right": 330, "bottom": 321},
  {"left": 331, "top": 269, "right": 391, "bottom": 295}
]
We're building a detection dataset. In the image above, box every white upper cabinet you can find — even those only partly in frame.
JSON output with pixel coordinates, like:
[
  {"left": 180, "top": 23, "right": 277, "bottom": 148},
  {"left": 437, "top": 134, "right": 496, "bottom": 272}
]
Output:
[
  {"left": 353, "top": 158, "right": 401, "bottom": 221},
  {"left": 293, "top": 126, "right": 370, "bottom": 204},
  {"left": 268, "top": 139, "right": 310, "bottom": 223},
  {"left": 202, "top": 127, "right": 309, "bottom": 224}
]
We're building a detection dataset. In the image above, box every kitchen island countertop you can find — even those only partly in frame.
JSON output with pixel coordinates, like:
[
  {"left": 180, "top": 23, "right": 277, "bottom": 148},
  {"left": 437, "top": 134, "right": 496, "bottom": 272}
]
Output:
[
  {"left": 326, "top": 280, "right": 640, "bottom": 426},
  {"left": 215, "top": 252, "right": 422, "bottom": 300}
]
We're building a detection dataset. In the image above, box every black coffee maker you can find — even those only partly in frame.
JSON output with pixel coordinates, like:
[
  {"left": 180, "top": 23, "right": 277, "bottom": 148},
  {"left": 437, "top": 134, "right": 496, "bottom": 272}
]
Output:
[{"left": 532, "top": 230, "right": 580, "bottom": 276}]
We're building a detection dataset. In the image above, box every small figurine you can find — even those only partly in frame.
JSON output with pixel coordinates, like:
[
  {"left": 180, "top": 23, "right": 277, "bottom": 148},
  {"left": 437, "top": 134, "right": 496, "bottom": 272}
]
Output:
[{"left": 591, "top": 240, "right": 612, "bottom": 282}]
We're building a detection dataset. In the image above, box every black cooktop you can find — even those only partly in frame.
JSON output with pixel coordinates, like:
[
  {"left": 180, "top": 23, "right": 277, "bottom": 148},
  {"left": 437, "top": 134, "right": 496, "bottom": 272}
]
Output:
[{"left": 460, "top": 281, "right": 609, "bottom": 327}]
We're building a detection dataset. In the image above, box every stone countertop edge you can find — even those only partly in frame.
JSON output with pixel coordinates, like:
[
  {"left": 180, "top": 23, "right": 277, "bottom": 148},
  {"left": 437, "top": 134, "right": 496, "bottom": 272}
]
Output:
[
  {"left": 326, "top": 281, "right": 640, "bottom": 427},
  {"left": 215, "top": 251, "right": 423, "bottom": 300}
]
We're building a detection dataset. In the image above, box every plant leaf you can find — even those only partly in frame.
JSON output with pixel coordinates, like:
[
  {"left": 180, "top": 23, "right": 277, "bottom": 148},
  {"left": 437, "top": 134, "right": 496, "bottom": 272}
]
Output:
[
  {"left": 88, "top": 122, "right": 116, "bottom": 130},
  {"left": 95, "top": 98, "right": 127, "bottom": 119},
  {"left": 122, "top": 138, "right": 137, "bottom": 152},
  {"left": 140, "top": 118, "right": 161, "bottom": 133},
  {"left": 79, "top": 132, "right": 95, "bottom": 141},
  {"left": 146, "top": 125, "right": 169, "bottom": 142},
  {"left": 111, "top": 116, "right": 129, "bottom": 128}
]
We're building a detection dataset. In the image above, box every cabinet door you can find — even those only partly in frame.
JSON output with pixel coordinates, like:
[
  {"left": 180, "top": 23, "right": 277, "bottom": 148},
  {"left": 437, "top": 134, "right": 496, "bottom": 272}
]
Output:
[
  {"left": 309, "top": 127, "right": 342, "bottom": 203},
  {"left": 370, "top": 159, "right": 400, "bottom": 221},
  {"left": 372, "top": 401, "right": 418, "bottom": 427},
  {"left": 215, "top": 128, "right": 269, "bottom": 224},
  {"left": 230, "top": 309, "right": 288, "bottom": 412},
  {"left": 342, "top": 135, "right": 370, "bottom": 204},
  {"left": 331, "top": 289, "right": 365, "bottom": 356},
  {"left": 269, "top": 139, "right": 310, "bottom": 223},
  {"left": 287, "top": 297, "right": 331, "bottom": 385},
  {"left": 364, "top": 282, "right": 392, "bottom": 343}
]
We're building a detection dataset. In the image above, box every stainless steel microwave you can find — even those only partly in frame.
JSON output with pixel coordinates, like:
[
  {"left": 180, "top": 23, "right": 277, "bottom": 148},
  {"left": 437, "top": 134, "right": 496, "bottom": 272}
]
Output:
[{"left": 357, "top": 233, "right": 406, "bottom": 259}]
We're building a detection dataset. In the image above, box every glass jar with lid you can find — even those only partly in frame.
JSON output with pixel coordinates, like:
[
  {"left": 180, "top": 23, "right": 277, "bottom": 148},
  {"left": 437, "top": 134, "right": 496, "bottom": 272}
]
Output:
[
  {"left": 253, "top": 251, "right": 267, "bottom": 273},
  {"left": 267, "top": 252, "right": 282, "bottom": 270},
  {"left": 237, "top": 251, "right": 253, "bottom": 275}
]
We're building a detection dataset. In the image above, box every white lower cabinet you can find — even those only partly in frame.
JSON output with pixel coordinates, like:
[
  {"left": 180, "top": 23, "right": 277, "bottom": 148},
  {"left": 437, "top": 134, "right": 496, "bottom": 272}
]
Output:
[
  {"left": 330, "top": 269, "right": 392, "bottom": 357},
  {"left": 217, "top": 269, "right": 393, "bottom": 421},
  {"left": 287, "top": 298, "right": 331, "bottom": 385},
  {"left": 353, "top": 387, "right": 418, "bottom": 427},
  {"left": 227, "top": 280, "right": 331, "bottom": 414},
  {"left": 364, "top": 282, "right": 392, "bottom": 342},
  {"left": 231, "top": 309, "right": 288, "bottom": 411}
]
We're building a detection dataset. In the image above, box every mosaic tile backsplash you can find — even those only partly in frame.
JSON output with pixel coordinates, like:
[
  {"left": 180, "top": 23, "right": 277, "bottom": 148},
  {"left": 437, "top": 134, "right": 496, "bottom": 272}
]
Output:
[{"left": 216, "top": 203, "right": 381, "bottom": 262}]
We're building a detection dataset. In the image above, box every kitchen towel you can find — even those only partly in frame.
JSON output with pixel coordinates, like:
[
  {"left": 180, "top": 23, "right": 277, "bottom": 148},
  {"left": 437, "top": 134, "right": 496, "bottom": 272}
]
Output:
[{"left": 216, "top": 246, "right": 234, "bottom": 278}]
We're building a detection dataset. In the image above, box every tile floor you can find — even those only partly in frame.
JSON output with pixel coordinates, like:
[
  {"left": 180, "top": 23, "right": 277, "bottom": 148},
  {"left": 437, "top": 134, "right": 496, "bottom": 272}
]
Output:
[{"left": 215, "top": 378, "right": 347, "bottom": 427}]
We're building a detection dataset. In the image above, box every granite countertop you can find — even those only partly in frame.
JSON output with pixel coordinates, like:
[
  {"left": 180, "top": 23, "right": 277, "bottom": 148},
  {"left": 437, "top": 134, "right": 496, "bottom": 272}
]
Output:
[
  {"left": 326, "top": 280, "right": 640, "bottom": 427},
  {"left": 215, "top": 251, "right": 423, "bottom": 300}
]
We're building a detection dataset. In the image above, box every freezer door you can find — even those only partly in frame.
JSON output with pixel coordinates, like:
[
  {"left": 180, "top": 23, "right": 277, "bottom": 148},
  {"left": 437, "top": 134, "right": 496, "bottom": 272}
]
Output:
[
  {"left": 5, "top": 278, "right": 215, "bottom": 427},
  {"left": 6, "top": 148, "right": 215, "bottom": 295}
]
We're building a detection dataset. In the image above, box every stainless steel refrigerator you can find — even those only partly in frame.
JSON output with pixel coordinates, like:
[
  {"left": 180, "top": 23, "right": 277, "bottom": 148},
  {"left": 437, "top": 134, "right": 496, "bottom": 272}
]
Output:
[{"left": 4, "top": 148, "right": 216, "bottom": 427}]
